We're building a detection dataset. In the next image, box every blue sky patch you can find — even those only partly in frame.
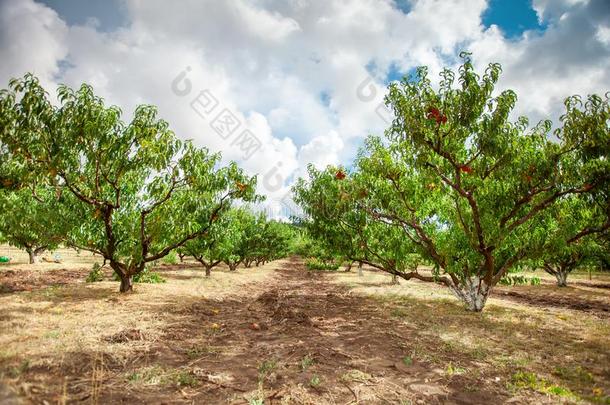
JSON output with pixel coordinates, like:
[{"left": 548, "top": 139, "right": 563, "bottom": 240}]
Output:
[
  {"left": 482, "top": 0, "right": 547, "bottom": 39},
  {"left": 393, "top": 0, "right": 412, "bottom": 14},
  {"left": 319, "top": 91, "right": 332, "bottom": 108},
  {"left": 39, "top": 0, "right": 127, "bottom": 31}
]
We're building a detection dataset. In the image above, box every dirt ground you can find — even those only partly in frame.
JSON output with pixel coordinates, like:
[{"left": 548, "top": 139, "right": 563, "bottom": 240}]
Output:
[{"left": 0, "top": 258, "right": 609, "bottom": 404}]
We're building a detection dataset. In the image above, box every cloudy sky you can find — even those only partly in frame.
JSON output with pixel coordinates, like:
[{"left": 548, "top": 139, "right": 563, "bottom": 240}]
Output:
[{"left": 1, "top": 0, "right": 609, "bottom": 214}]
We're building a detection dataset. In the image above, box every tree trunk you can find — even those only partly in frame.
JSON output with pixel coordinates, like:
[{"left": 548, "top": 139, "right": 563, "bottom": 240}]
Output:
[
  {"left": 543, "top": 262, "right": 572, "bottom": 287},
  {"left": 110, "top": 261, "right": 134, "bottom": 293},
  {"left": 119, "top": 274, "right": 133, "bottom": 292},
  {"left": 205, "top": 265, "right": 211, "bottom": 277},
  {"left": 390, "top": 274, "right": 399, "bottom": 285},
  {"left": 450, "top": 276, "right": 491, "bottom": 312},
  {"left": 178, "top": 253, "right": 185, "bottom": 263},
  {"left": 555, "top": 269, "right": 568, "bottom": 287},
  {"left": 345, "top": 261, "right": 354, "bottom": 272},
  {"left": 229, "top": 263, "right": 237, "bottom": 271},
  {"left": 358, "top": 261, "right": 363, "bottom": 277},
  {"left": 26, "top": 249, "right": 39, "bottom": 264}
]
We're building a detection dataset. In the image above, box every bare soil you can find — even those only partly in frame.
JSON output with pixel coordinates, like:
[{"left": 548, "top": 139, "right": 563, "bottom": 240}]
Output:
[
  {"left": 0, "top": 258, "right": 608, "bottom": 404},
  {"left": 496, "top": 287, "right": 610, "bottom": 318},
  {"left": 0, "top": 268, "right": 88, "bottom": 293}
]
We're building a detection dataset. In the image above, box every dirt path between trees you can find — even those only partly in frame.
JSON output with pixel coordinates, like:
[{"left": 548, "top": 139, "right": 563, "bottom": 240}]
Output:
[
  {"left": 85, "top": 257, "right": 509, "bottom": 404},
  {"left": 3, "top": 257, "right": 571, "bottom": 404}
]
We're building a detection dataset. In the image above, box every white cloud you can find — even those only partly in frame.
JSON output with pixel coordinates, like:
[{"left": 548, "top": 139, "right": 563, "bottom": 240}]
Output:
[
  {"left": 1, "top": 0, "right": 608, "bottom": 218},
  {"left": 0, "top": 0, "right": 68, "bottom": 90}
]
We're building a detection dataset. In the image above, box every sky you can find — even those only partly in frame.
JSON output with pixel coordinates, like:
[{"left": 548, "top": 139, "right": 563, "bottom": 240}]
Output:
[{"left": 1, "top": 0, "right": 609, "bottom": 217}]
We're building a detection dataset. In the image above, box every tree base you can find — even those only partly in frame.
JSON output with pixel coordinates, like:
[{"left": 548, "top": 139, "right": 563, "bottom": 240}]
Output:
[
  {"left": 119, "top": 276, "right": 133, "bottom": 292},
  {"left": 451, "top": 276, "right": 490, "bottom": 312}
]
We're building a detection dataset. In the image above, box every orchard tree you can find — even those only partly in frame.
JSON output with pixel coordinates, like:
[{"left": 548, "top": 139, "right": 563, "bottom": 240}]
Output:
[
  {"left": 251, "top": 220, "right": 295, "bottom": 265},
  {"left": 240, "top": 212, "right": 267, "bottom": 268},
  {"left": 294, "top": 165, "right": 422, "bottom": 282},
  {"left": 184, "top": 218, "right": 227, "bottom": 277},
  {"left": 186, "top": 210, "right": 292, "bottom": 274},
  {"left": 211, "top": 208, "right": 255, "bottom": 272},
  {"left": 0, "top": 187, "right": 74, "bottom": 263},
  {"left": 241, "top": 216, "right": 293, "bottom": 267},
  {"left": 296, "top": 54, "right": 607, "bottom": 311},
  {"left": 536, "top": 93, "right": 610, "bottom": 286},
  {"left": 0, "top": 75, "right": 259, "bottom": 291},
  {"left": 534, "top": 196, "right": 608, "bottom": 286}
]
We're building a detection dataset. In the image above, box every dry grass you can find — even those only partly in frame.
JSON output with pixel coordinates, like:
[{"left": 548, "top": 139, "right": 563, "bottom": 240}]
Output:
[
  {"left": 329, "top": 267, "right": 610, "bottom": 403},
  {"left": 0, "top": 244, "right": 100, "bottom": 268},
  {"left": 0, "top": 262, "right": 277, "bottom": 375},
  {"left": 1, "top": 253, "right": 609, "bottom": 404}
]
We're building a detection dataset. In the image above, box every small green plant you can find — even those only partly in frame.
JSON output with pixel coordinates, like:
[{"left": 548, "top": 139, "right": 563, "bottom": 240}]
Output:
[
  {"left": 163, "top": 251, "right": 178, "bottom": 265},
  {"left": 341, "top": 369, "right": 372, "bottom": 382},
  {"left": 305, "top": 258, "right": 339, "bottom": 271},
  {"left": 175, "top": 370, "right": 198, "bottom": 387},
  {"left": 125, "top": 366, "right": 166, "bottom": 385},
  {"left": 44, "top": 330, "right": 60, "bottom": 339},
  {"left": 114, "top": 267, "right": 166, "bottom": 284},
  {"left": 249, "top": 399, "right": 264, "bottom": 405},
  {"left": 509, "top": 371, "right": 578, "bottom": 400},
  {"left": 310, "top": 374, "right": 321, "bottom": 388},
  {"left": 390, "top": 308, "right": 408, "bottom": 318},
  {"left": 86, "top": 263, "right": 104, "bottom": 282},
  {"left": 300, "top": 354, "right": 315, "bottom": 371},
  {"left": 7, "top": 360, "right": 29, "bottom": 377},
  {"left": 258, "top": 359, "right": 277, "bottom": 382},
  {"left": 402, "top": 356, "right": 413, "bottom": 366},
  {"left": 126, "top": 366, "right": 197, "bottom": 387},
  {"left": 499, "top": 275, "right": 541, "bottom": 286},
  {"left": 134, "top": 268, "right": 166, "bottom": 283},
  {"left": 126, "top": 371, "right": 141, "bottom": 382},
  {"left": 445, "top": 362, "right": 466, "bottom": 376},
  {"left": 186, "top": 345, "right": 220, "bottom": 359},
  {"left": 553, "top": 365, "right": 594, "bottom": 383}
]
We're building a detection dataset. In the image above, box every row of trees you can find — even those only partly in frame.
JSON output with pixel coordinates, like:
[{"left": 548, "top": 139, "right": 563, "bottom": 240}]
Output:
[
  {"left": 294, "top": 53, "right": 609, "bottom": 312},
  {"left": 0, "top": 74, "right": 289, "bottom": 291},
  {"left": 181, "top": 208, "right": 294, "bottom": 276}
]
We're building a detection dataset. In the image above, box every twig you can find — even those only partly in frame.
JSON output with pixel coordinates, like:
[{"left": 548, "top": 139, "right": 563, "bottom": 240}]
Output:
[{"left": 341, "top": 381, "right": 358, "bottom": 404}]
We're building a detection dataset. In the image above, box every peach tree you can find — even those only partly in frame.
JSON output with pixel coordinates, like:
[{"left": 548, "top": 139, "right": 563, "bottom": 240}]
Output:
[
  {"left": 294, "top": 165, "right": 421, "bottom": 279},
  {"left": 0, "top": 75, "right": 258, "bottom": 291},
  {"left": 296, "top": 54, "right": 607, "bottom": 311},
  {"left": 0, "top": 186, "right": 76, "bottom": 263},
  {"left": 535, "top": 94, "right": 609, "bottom": 286}
]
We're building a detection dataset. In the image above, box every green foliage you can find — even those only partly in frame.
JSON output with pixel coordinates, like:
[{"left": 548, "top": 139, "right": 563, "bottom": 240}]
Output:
[
  {"left": 86, "top": 263, "right": 105, "bottom": 283},
  {"left": 499, "top": 275, "right": 541, "bottom": 286},
  {"left": 0, "top": 74, "right": 260, "bottom": 291},
  {"left": 175, "top": 370, "right": 198, "bottom": 387},
  {"left": 509, "top": 371, "right": 577, "bottom": 399},
  {"left": 6, "top": 360, "right": 30, "bottom": 378},
  {"left": 133, "top": 268, "right": 166, "bottom": 284},
  {"left": 113, "top": 267, "right": 165, "bottom": 284},
  {"left": 294, "top": 53, "right": 608, "bottom": 311},
  {"left": 0, "top": 187, "right": 74, "bottom": 262},
  {"left": 309, "top": 374, "right": 321, "bottom": 388},
  {"left": 257, "top": 359, "right": 277, "bottom": 383},
  {"left": 300, "top": 354, "right": 315, "bottom": 371},
  {"left": 186, "top": 208, "right": 295, "bottom": 272},
  {"left": 305, "top": 258, "right": 339, "bottom": 271},
  {"left": 162, "top": 251, "right": 178, "bottom": 265}
]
